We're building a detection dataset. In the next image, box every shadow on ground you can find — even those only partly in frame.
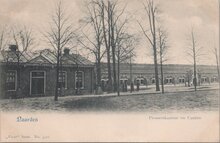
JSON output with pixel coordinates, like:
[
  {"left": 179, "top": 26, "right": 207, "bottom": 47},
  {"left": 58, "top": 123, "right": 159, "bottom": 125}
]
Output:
[{"left": 59, "top": 89, "right": 219, "bottom": 112}]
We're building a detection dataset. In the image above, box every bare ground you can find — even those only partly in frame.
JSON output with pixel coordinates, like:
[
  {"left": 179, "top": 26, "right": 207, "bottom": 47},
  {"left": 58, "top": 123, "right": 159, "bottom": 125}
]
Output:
[{"left": 0, "top": 88, "right": 219, "bottom": 113}]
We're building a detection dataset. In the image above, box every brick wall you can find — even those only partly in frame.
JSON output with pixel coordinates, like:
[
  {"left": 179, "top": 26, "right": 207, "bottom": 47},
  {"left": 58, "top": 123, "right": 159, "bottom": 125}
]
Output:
[{"left": 0, "top": 64, "right": 95, "bottom": 98}]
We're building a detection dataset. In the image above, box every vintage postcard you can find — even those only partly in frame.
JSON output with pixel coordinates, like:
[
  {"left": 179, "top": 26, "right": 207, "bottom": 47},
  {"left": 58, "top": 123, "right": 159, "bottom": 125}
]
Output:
[{"left": 0, "top": 0, "right": 219, "bottom": 142}]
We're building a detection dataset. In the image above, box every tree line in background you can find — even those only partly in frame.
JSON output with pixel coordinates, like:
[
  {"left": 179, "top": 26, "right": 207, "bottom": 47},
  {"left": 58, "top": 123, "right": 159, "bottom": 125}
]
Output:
[{"left": 0, "top": 0, "right": 219, "bottom": 101}]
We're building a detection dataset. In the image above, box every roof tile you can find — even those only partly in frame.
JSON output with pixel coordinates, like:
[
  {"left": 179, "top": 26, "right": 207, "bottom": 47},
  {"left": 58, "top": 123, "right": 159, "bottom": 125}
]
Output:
[{"left": 0, "top": 49, "right": 94, "bottom": 67}]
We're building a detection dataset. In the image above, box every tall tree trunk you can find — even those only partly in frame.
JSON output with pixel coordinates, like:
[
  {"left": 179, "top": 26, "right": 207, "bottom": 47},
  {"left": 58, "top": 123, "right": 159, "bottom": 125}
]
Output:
[
  {"left": 192, "top": 31, "right": 197, "bottom": 91},
  {"left": 214, "top": 48, "right": 220, "bottom": 83},
  {"left": 153, "top": 49, "right": 160, "bottom": 91},
  {"left": 106, "top": 45, "right": 112, "bottom": 92},
  {"left": 96, "top": 55, "right": 101, "bottom": 87},
  {"left": 60, "top": 55, "right": 63, "bottom": 96},
  {"left": 187, "top": 73, "right": 190, "bottom": 87},
  {"left": 76, "top": 58, "right": 79, "bottom": 95},
  {"left": 111, "top": 14, "right": 117, "bottom": 93},
  {"left": 55, "top": 51, "right": 60, "bottom": 101},
  {"left": 129, "top": 54, "right": 133, "bottom": 93},
  {"left": 117, "top": 50, "right": 120, "bottom": 96},
  {"left": 101, "top": 1, "right": 112, "bottom": 92},
  {"left": 17, "top": 56, "right": 20, "bottom": 90},
  {"left": 96, "top": 37, "right": 102, "bottom": 88},
  {"left": 16, "top": 55, "right": 21, "bottom": 98},
  {"left": 160, "top": 63, "right": 164, "bottom": 93},
  {"left": 216, "top": 58, "right": 220, "bottom": 82},
  {"left": 158, "top": 29, "right": 165, "bottom": 94},
  {"left": 160, "top": 59, "right": 164, "bottom": 94},
  {"left": 152, "top": 12, "right": 160, "bottom": 91},
  {"left": 160, "top": 49, "right": 164, "bottom": 94},
  {"left": 193, "top": 58, "right": 197, "bottom": 91},
  {"left": 46, "top": 1, "right": 74, "bottom": 101},
  {"left": 219, "top": 0, "right": 220, "bottom": 90},
  {"left": 107, "top": 2, "right": 113, "bottom": 92}
]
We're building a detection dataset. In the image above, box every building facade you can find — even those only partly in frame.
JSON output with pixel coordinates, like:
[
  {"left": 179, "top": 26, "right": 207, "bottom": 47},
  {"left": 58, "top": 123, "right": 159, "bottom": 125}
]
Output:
[
  {"left": 0, "top": 45, "right": 218, "bottom": 98},
  {"left": 0, "top": 46, "right": 95, "bottom": 98},
  {"left": 100, "top": 63, "right": 219, "bottom": 91}
]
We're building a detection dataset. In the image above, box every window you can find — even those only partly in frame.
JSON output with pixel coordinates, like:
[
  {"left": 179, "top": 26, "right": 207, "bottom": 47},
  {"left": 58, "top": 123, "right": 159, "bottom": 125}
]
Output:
[
  {"left": 137, "top": 78, "right": 145, "bottom": 85},
  {"left": 58, "top": 71, "right": 67, "bottom": 89},
  {"left": 6, "top": 70, "right": 17, "bottom": 91},
  {"left": 201, "top": 77, "right": 207, "bottom": 83},
  {"left": 169, "top": 78, "right": 172, "bottom": 83},
  {"left": 212, "top": 77, "right": 217, "bottom": 82},
  {"left": 179, "top": 78, "right": 185, "bottom": 83},
  {"left": 75, "top": 71, "right": 84, "bottom": 89},
  {"left": 166, "top": 78, "right": 172, "bottom": 84}
]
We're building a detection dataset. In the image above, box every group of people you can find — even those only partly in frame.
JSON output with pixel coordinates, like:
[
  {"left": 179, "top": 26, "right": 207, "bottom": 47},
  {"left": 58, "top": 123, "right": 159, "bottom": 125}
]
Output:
[
  {"left": 100, "top": 81, "right": 141, "bottom": 93},
  {"left": 121, "top": 81, "right": 140, "bottom": 92}
]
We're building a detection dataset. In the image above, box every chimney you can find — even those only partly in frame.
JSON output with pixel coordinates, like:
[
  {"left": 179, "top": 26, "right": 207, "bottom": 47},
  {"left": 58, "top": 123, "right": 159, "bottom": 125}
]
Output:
[
  {"left": 9, "top": 45, "right": 18, "bottom": 52},
  {"left": 64, "top": 48, "right": 70, "bottom": 55}
]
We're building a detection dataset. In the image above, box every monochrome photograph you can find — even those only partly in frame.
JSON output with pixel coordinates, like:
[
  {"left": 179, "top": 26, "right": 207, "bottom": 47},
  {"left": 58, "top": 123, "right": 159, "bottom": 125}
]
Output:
[{"left": 0, "top": 0, "right": 219, "bottom": 142}]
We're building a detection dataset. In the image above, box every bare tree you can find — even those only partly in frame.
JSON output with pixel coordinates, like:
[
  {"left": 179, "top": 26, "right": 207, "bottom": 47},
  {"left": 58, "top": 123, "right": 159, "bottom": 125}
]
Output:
[
  {"left": 108, "top": 0, "right": 127, "bottom": 93},
  {"left": 158, "top": 27, "right": 168, "bottom": 94},
  {"left": 212, "top": 44, "right": 220, "bottom": 83},
  {"left": 210, "top": 33, "right": 220, "bottom": 84},
  {"left": 138, "top": 0, "right": 160, "bottom": 91},
  {"left": 108, "top": 1, "right": 117, "bottom": 92},
  {"left": 98, "top": 0, "right": 129, "bottom": 93},
  {"left": 0, "top": 29, "right": 5, "bottom": 50},
  {"left": 11, "top": 25, "right": 34, "bottom": 96},
  {"left": 115, "top": 31, "right": 137, "bottom": 96},
  {"left": 91, "top": 1, "right": 136, "bottom": 95},
  {"left": 218, "top": 0, "right": 220, "bottom": 90},
  {"left": 78, "top": 0, "right": 131, "bottom": 94},
  {"left": 77, "top": 0, "right": 106, "bottom": 93},
  {"left": 186, "top": 28, "right": 203, "bottom": 91},
  {"left": 44, "top": 1, "right": 75, "bottom": 101},
  {"left": 100, "top": 0, "right": 113, "bottom": 92},
  {"left": 0, "top": 26, "right": 10, "bottom": 51},
  {"left": 128, "top": 38, "right": 137, "bottom": 93}
]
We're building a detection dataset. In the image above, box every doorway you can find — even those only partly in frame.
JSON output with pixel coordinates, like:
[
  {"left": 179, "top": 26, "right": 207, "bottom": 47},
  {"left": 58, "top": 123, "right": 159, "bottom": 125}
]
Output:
[{"left": 30, "top": 71, "right": 45, "bottom": 95}]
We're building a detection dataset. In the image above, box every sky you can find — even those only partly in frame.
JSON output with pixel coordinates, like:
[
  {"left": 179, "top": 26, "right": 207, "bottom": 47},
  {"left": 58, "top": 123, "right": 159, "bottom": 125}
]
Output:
[{"left": 0, "top": 0, "right": 219, "bottom": 65}]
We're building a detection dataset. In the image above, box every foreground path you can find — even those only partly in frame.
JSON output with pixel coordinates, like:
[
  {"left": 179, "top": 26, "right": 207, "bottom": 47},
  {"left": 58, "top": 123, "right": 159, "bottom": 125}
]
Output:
[{"left": 0, "top": 84, "right": 219, "bottom": 112}]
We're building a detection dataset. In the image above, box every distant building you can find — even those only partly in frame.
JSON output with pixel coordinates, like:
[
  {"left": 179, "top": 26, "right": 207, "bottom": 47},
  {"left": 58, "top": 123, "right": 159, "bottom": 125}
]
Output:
[
  {"left": 0, "top": 46, "right": 95, "bottom": 98},
  {"left": 0, "top": 45, "right": 218, "bottom": 98},
  {"left": 100, "top": 63, "right": 218, "bottom": 91}
]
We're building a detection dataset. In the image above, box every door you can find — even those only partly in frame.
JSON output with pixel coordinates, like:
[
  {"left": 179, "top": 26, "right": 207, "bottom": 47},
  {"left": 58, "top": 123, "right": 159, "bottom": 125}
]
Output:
[{"left": 31, "top": 71, "right": 45, "bottom": 95}]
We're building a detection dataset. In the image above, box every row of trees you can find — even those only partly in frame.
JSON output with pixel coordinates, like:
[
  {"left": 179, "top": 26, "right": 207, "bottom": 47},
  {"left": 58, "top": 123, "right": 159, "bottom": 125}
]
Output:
[
  {"left": 0, "top": 0, "right": 219, "bottom": 100},
  {"left": 76, "top": 0, "right": 138, "bottom": 96},
  {"left": 46, "top": 0, "right": 139, "bottom": 99},
  {"left": 138, "top": 0, "right": 219, "bottom": 93},
  {"left": 0, "top": 0, "right": 138, "bottom": 100}
]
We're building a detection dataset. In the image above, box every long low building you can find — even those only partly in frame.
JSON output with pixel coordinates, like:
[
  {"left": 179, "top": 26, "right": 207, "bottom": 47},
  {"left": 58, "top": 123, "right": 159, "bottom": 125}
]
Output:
[
  {"left": 0, "top": 45, "right": 95, "bottom": 98},
  {"left": 0, "top": 45, "right": 218, "bottom": 98},
  {"left": 100, "top": 63, "right": 219, "bottom": 91}
]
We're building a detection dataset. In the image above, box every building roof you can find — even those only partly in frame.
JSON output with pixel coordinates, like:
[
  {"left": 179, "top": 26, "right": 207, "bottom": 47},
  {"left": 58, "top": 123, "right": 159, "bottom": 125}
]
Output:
[
  {"left": 0, "top": 48, "right": 94, "bottom": 67},
  {"left": 0, "top": 50, "right": 33, "bottom": 63},
  {"left": 101, "top": 63, "right": 218, "bottom": 75}
]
